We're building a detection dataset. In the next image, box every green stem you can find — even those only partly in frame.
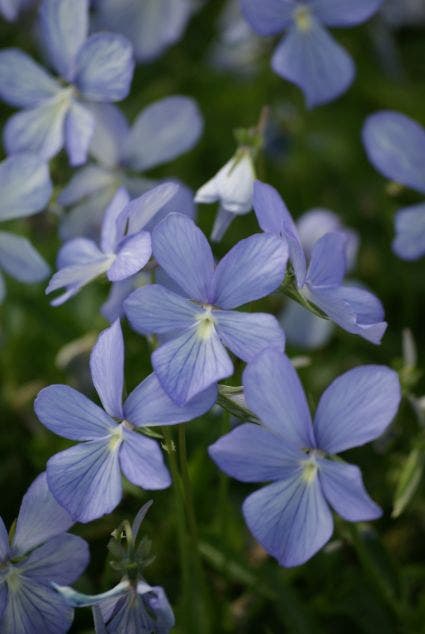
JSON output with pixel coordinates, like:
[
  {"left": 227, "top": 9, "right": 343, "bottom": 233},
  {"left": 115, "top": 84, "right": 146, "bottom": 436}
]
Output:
[{"left": 177, "top": 425, "right": 199, "bottom": 545}]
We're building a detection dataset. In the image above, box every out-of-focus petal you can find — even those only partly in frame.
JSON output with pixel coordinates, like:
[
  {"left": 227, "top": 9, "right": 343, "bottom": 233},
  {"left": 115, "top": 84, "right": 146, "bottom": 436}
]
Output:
[
  {"left": 0, "top": 154, "right": 51, "bottom": 221},
  {"left": 0, "top": 517, "right": 9, "bottom": 561},
  {"left": 393, "top": 204, "right": 425, "bottom": 260},
  {"left": 0, "top": 232, "right": 49, "bottom": 283},
  {"left": 243, "top": 473, "right": 333, "bottom": 567},
  {"left": 243, "top": 349, "right": 316, "bottom": 449},
  {"left": 0, "top": 48, "right": 60, "bottom": 107},
  {"left": 241, "top": 0, "right": 296, "bottom": 35},
  {"left": 64, "top": 101, "right": 95, "bottom": 166},
  {"left": 212, "top": 233, "right": 288, "bottom": 309},
  {"left": 312, "top": 0, "right": 383, "bottom": 27},
  {"left": 90, "top": 320, "right": 124, "bottom": 419},
  {"left": 210, "top": 206, "right": 235, "bottom": 242},
  {"left": 280, "top": 300, "right": 334, "bottom": 349},
  {"left": 0, "top": 581, "right": 7, "bottom": 621},
  {"left": 88, "top": 103, "right": 129, "bottom": 168},
  {"left": 123, "top": 96, "right": 203, "bottom": 171},
  {"left": 216, "top": 310, "right": 285, "bottom": 362},
  {"left": 34, "top": 385, "right": 116, "bottom": 440},
  {"left": 58, "top": 166, "right": 116, "bottom": 207},
  {"left": 75, "top": 33, "right": 134, "bottom": 102},
  {"left": 314, "top": 365, "right": 401, "bottom": 453},
  {"left": 126, "top": 182, "right": 179, "bottom": 235},
  {"left": 272, "top": 21, "right": 355, "bottom": 108},
  {"left": 100, "top": 188, "right": 129, "bottom": 254},
  {"left": 306, "top": 232, "right": 347, "bottom": 288},
  {"left": 119, "top": 429, "right": 171, "bottom": 489},
  {"left": 20, "top": 533, "right": 89, "bottom": 585},
  {"left": 101, "top": 276, "right": 136, "bottom": 323},
  {"left": 46, "top": 256, "right": 113, "bottom": 306}
]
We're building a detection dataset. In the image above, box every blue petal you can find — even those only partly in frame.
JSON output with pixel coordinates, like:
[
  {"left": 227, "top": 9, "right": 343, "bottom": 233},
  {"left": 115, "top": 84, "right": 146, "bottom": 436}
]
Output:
[
  {"left": 363, "top": 111, "right": 425, "bottom": 194},
  {"left": 64, "top": 101, "right": 95, "bottom": 166},
  {"left": 152, "top": 214, "right": 215, "bottom": 302},
  {"left": 209, "top": 423, "right": 303, "bottom": 483},
  {"left": 119, "top": 429, "right": 171, "bottom": 490},
  {"left": 243, "top": 473, "right": 333, "bottom": 567},
  {"left": 272, "top": 21, "right": 355, "bottom": 108},
  {"left": 215, "top": 310, "right": 285, "bottom": 362},
  {"left": 123, "top": 96, "right": 203, "bottom": 171},
  {"left": 314, "top": 365, "right": 401, "bottom": 453},
  {"left": 125, "top": 182, "right": 179, "bottom": 235},
  {"left": 243, "top": 349, "right": 316, "bottom": 449},
  {"left": 12, "top": 473, "right": 74, "bottom": 555},
  {"left": 58, "top": 165, "right": 116, "bottom": 207},
  {"left": 100, "top": 188, "right": 129, "bottom": 254},
  {"left": 241, "top": 0, "right": 296, "bottom": 35},
  {"left": 393, "top": 203, "right": 425, "bottom": 261},
  {"left": 280, "top": 300, "right": 334, "bottom": 349},
  {"left": 39, "top": 0, "right": 89, "bottom": 81},
  {"left": 59, "top": 187, "right": 118, "bottom": 242},
  {"left": 0, "top": 49, "right": 60, "bottom": 107},
  {"left": 318, "top": 459, "right": 382, "bottom": 521},
  {"left": 306, "top": 231, "right": 347, "bottom": 287},
  {"left": 212, "top": 233, "right": 288, "bottom": 309},
  {"left": 108, "top": 232, "right": 151, "bottom": 282},
  {"left": 142, "top": 181, "right": 196, "bottom": 231},
  {"left": 0, "top": 581, "right": 6, "bottom": 621},
  {"left": 101, "top": 277, "right": 137, "bottom": 323},
  {"left": 57, "top": 238, "right": 104, "bottom": 268},
  {"left": 0, "top": 232, "right": 49, "bottom": 283},
  {"left": 35, "top": 385, "right": 116, "bottom": 440},
  {"left": 210, "top": 206, "right": 234, "bottom": 242},
  {"left": 75, "top": 33, "right": 134, "bottom": 101},
  {"left": 312, "top": 0, "right": 384, "bottom": 26},
  {"left": 0, "top": 517, "right": 9, "bottom": 561},
  {"left": 88, "top": 103, "right": 129, "bottom": 168},
  {"left": 0, "top": 154, "right": 51, "bottom": 221},
  {"left": 90, "top": 320, "right": 124, "bottom": 419},
  {"left": 47, "top": 438, "right": 123, "bottom": 522},
  {"left": 20, "top": 534, "right": 89, "bottom": 585},
  {"left": 46, "top": 256, "right": 112, "bottom": 306},
  {"left": 152, "top": 327, "right": 233, "bottom": 405},
  {"left": 124, "top": 372, "right": 216, "bottom": 427}
]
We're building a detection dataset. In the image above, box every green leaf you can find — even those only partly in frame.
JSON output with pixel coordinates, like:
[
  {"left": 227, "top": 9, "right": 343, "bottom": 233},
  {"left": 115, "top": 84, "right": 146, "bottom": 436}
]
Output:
[{"left": 392, "top": 445, "right": 425, "bottom": 518}]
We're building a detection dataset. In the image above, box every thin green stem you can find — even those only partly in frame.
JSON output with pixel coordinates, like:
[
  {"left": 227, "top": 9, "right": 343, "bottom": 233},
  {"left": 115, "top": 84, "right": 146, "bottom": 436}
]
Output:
[{"left": 177, "top": 424, "right": 199, "bottom": 545}]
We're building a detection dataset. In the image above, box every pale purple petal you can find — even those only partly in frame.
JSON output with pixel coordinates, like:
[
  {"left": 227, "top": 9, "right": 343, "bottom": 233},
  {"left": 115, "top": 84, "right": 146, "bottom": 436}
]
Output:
[
  {"left": 280, "top": 300, "right": 334, "bottom": 349},
  {"left": 0, "top": 582, "right": 7, "bottom": 621},
  {"left": 212, "top": 233, "right": 288, "bottom": 309},
  {"left": 58, "top": 165, "right": 116, "bottom": 207},
  {"left": 393, "top": 203, "right": 425, "bottom": 260},
  {"left": 318, "top": 459, "right": 382, "bottom": 521},
  {"left": 243, "top": 349, "right": 315, "bottom": 449},
  {"left": 47, "top": 438, "right": 122, "bottom": 522},
  {"left": 75, "top": 33, "right": 134, "bottom": 101},
  {"left": 243, "top": 474, "right": 333, "bottom": 567},
  {"left": 12, "top": 473, "right": 73, "bottom": 556},
  {"left": 0, "top": 517, "right": 9, "bottom": 561},
  {"left": 272, "top": 22, "right": 355, "bottom": 108},
  {"left": 39, "top": 0, "right": 88, "bottom": 80},
  {"left": 59, "top": 187, "right": 117, "bottom": 242},
  {"left": 362, "top": 111, "right": 425, "bottom": 194},
  {"left": 46, "top": 256, "right": 112, "bottom": 306},
  {"left": 143, "top": 181, "right": 195, "bottom": 231},
  {"left": 241, "top": 0, "right": 296, "bottom": 35},
  {"left": 125, "top": 182, "right": 179, "bottom": 235},
  {"left": 64, "top": 101, "right": 95, "bottom": 166},
  {"left": 88, "top": 103, "right": 129, "bottom": 168},
  {"left": 101, "top": 276, "right": 136, "bottom": 323},
  {"left": 216, "top": 310, "right": 285, "bottom": 362},
  {"left": 253, "top": 180, "right": 306, "bottom": 286},
  {"left": 124, "top": 373, "right": 215, "bottom": 428},
  {"left": 90, "top": 320, "right": 124, "bottom": 418},
  {"left": 152, "top": 327, "right": 233, "bottom": 405},
  {"left": 152, "top": 213, "right": 214, "bottom": 302},
  {"left": 124, "top": 284, "right": 199, "bottom": 335},
  {"left": 107, "top": 232, "right": 151, "bottom": 282},
  {"left": 0, "top": 48, "right": 60, "bottom": 107},
  {"left": 20, "top": 534, "right": 89, "bottom": 585},
  {"left": 314, "top": 365, "right": 401, "bottom": 453},
  {"left": 123, "top": 96, "right": 203, "bottom": 171},
  {"left": 100, "top": 188, "right": 129, "bottom": 254},
  {"left": 312, "top": 0, "right": 383, "bottom": 26},
  {"left": 57, "top": 238, "right": 102, "bottom": 268},
  {"left": 306, "top": 232, "right": 347, "bottom": 287},
  {"left": 34, "top": 385, "right": 116, "bottom": 440},
  {"left": 210, "top": 206, "right": 234, "bottom": 242},
  {"left": 119, "top": 429, "right": 171, "bottom": 489},
  {"left": 209, "top": 423, "right": 303, "bottom": 482},
  {"left": 0, "top": 154, "right": 51, "bottom": 221},
  {"left": 0, "top": 232, "right": 49, "bottom": 283}
]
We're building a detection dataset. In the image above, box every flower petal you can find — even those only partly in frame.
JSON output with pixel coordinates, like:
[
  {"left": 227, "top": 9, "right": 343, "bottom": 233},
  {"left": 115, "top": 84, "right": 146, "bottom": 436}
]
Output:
[
  {"left": 306, "top": 231, "right": 347, "bottom": 287},
  {"left": 215, "top": 310, "right": 285, "bottom": 362},
  {"left": 0, "top": 582, "right": 7, "bottom": 621},
  {"left": 212, "top": 233, "right": 288, "bottom": 309},
  {"left": 90, "top": 320, "right": 124, "bottom": 419},
  {"left": 272, "top": 22, "right": 355, "bottom": 108},
  {"left": 47, "top": 438, "right": 122, "bottom": 522},
  {"left": 362, "top": 111, "right": 425, "bottom": 194},
  {"left": 39, "top": 0, "right": 89, "bottom": 81},
  {"left": 123, "top": 96, "right": 203, "bottom": 171},
  {"left": 12, "top": 473, "right": 74, "bottom": 556},
  {"left": 318, "top": 459, "right": 382, "bottom": 521},
  {"left": 58, "top": 165, "right": 116, "bottom": 207},
  {"left": 34, "top": 385, "right": 116, "bottom": 440},
  {"left": 314, "top": 365, "right": 401, "bottom": 453},
  {"left": 0, "top": 154, "right": 51, "bottom": 221},
  {"left": 243, "top": 474, "right": 333, "bottom": 567},
  {"left": 125, "top": 182, "right": 179, "bottom": 235},
  {"left": 152, "top": 213, "right": 214, "bottom": 302},
  {"left": 312, "top": 0, "right": 383, "bottom": 26},
  {"left": 107, "top": 232, "right": 151, "bottom": 282},
  {"left": 88, "top": 103, "right": 129, "bottom": 168},
  {"left": 0, "top": 517, "right": 9, "bottom": 562},
  {"left": 75, "top": 33, "right": 134, "bottom": 101},
  {"left": 101, "top": 276, "right": 137, "bottom": 323},
  {"left": 20, "top": 534, "right": 89, "bottom": 585},
  {"left": 209, "top": 423, "right": 302, "bottom": 483},
  {"left": 64, "top": 101, "right": 95, "bottom": 166},
  {"left": 124, "top": 372, "right": 216, "bottom": 427},
  {"left": 196, "top": 154, "right": 255, "bottom": 213},
  {"left": 210, "top": 206, "right": 234, "bottom": 242},
  {"left": 241, "top": 0, "right": 296, "bottom": 35},
  {"left": 119, "top": 429, "right": 171, "bottom": 489},
  {"left": 46, "top": 257, "right": 112, "bottom": 306},
  {"left": 152, "top": 327, "right": 233, "bottom": 405},
  {"left": 243, "top": 349, "right": 315, "bottom": 449},
  {"left": 0, "top": 232, "right": 49, "bottom": 283},
  {"left": 393, "top": 203, "right": 425, "bottom": 261},
  {"left": 280, "top": 300, "right": 334, "bottom": 349},
  {"left": 0, "top": 48, "right": 60, "bottom": 107}
]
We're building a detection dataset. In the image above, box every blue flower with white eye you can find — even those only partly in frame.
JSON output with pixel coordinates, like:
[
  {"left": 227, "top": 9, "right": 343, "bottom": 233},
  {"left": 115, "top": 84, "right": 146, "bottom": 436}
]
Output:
[
  {"left": 363, "top": 111, "right": 425, "bottom": 261},
  {"left": 209, "top": 348, "right": 401, "bottom": 567},
  {"left": 0, "top": 0, "right": 134, "bottom": 166},
  {"left": 57, "top": 97, "right": 203, "bottom": 240},
  {"left": 0, "top": 473, "right": 89, "bottom": 634},
  {"left": 0, "top": 153, "right": 51, "bottom": 302},
  {"left": 34, "top": 320, "right": 216, "bottom": 523},
  {"left": 124, "top": 213, "right": 288, "bottom": 405},
  {"left": 94, "top": 0, "right": 193, "bottom": 63},
  {"left": 253, "top": 180, "right": 387, "bottom": 344},
  {"left": 241, "top": 0, "right": 383, "bottom": 107}
]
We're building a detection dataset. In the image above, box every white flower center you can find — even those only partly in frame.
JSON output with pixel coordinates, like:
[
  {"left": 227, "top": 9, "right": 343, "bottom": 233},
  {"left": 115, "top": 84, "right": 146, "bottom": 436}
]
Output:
[
  {"left": 294, "top": 5, "right": 313, "bottom": 32},
  {"left": 109, "top": 425, "right": 124, "bottom": 451},
  {"left": 196, "top": 306, "right": 216, "bottom": 340}
]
